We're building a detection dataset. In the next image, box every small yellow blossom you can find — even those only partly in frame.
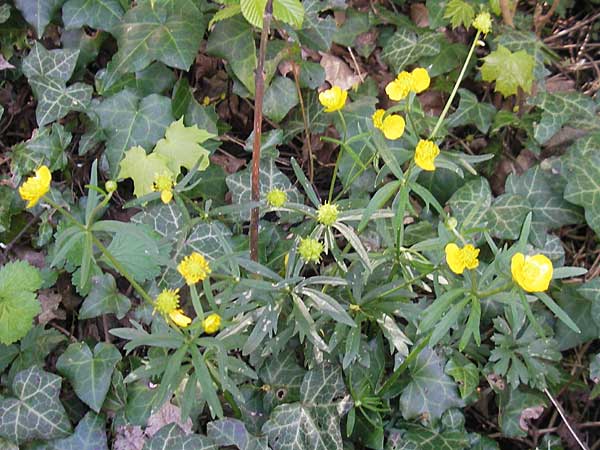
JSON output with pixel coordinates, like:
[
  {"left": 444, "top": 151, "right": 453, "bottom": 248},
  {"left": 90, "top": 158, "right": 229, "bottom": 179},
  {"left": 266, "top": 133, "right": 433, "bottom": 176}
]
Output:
[
  {"left": 298, "top": 237, "right": 324, "bottom": 263},
  {"left": 414, "top": 139, "right": 440, "bottom": 171},
  {"left": 317, "top": 202, "right": 339, "bottom": 226},
  {"left": 381, "top": 114, "right": 405, "bottom": 140},
  {"left": 410, "top": 68, "right": 430, "bottom": 93},
  {"left": 203, "top": 313, "right": 221, "bottom": 334},
  {"left": 154, "top": 288, "right": 192, "bottom": 328},
  {"left": 19, "top": 165, "right": 51, "bottom": 208},
  {"left": 445, "top": 243, "right": 480, "bottom": 275},
  {"left": 372, "top": 109, "right": 385, "bottom": 129},
  {"left": 318, "top": 86, "right": 347, "bottom": 112},
  {"left": 177, "top": 252, "right": 211, "bottom": 285},
  {"left": 511, "top": 252, "right": 553, "bottom": 292},
  {"left": 266, "top": 188, "right": 287, "bottom": 207},
  {"left": 473, "top": 12, "right": 492, "bottom": 35},
  {"left": 386, "top": 71, "right": 412, "bottom": 101},
  {"left": 153, "top": 172, "right": 174, "bottom": 204}
]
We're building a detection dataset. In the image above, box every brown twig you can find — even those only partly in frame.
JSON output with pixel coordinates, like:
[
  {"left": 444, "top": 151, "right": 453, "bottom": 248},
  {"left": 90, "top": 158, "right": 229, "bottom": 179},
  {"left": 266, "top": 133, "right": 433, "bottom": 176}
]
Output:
[
  {"left": 534, "top": 0, "right": 561, "bottom": 36},
  {"left": 249, "top": 0, "right": 273, "bottom": 262},
  {"left": 499, "top": 0, "right": 517, "bottom": 27}
]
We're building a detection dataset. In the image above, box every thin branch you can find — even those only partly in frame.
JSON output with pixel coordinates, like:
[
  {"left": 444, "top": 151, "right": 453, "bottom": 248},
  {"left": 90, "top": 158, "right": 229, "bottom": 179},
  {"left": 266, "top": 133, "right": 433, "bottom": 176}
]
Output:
[
  {"left": 534, "top": 0, "right": 561, "bottom": 36},
  {"left": 499, "top": 0, "right": 516, "bottom": 27},
  {"left": 544, "top": 388, "right": 589, "bottom": 450}
]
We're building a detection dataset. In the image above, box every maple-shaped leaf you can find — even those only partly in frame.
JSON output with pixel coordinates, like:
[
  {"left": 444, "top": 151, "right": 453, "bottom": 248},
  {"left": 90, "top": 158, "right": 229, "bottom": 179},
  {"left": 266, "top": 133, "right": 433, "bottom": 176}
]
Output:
[
  {"left": 480, "top": 45, "right": 534, "bottom": 97},
  {"left": 154, "top": 118, "right": 214, "bottom": 174},
  {"left": 118, "top": 146, "right": 172, "bottom": 198},
  {"left": 444, "top": 0, "right": 474, "bottom": 29}
]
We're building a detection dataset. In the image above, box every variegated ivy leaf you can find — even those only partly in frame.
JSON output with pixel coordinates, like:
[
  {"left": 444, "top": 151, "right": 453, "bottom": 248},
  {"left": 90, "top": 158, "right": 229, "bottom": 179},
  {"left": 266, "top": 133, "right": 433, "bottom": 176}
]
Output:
[
  {"left": 381, "top": 28, "right": 441, "bottom": 74},
  {"left": 296, "top": 0, "right": 336, "bottom": 53},
  {"left": 22, "top": 42, "right": 79, "bottom": 81},
  {"left": 145, "top": 423, "right": 217, "bottom": 450},
  {"left": 392, "top": 423, "right": 469, "bottom": 450},
  {"left": 208, "top": 419, "right": 269, "bottom": 450},
  {"left": 447, "top": 177, "right": 492, "bottom": 232},
  {"left": 485, "top": 194, "right": 531, "bottom": 240},
  {"left": 446, "top": 89, "right": 496, "bottom": 134},
  {"left": 13, "top": 0, "right": 64, "bottom": 36},
  {"left": 0, "top": 367, "right": 71, "bottom": 444},
  {"left": 53, "top": 412, "right": 108, "bottom": 450},
  {"left": 62, "top": 0, "right": 124, "bottom": 31}
]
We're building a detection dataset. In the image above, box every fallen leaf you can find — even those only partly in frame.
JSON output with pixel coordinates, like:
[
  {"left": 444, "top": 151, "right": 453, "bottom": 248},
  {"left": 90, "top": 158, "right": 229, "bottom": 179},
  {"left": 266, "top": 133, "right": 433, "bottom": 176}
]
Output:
[
  {"left": 410, "top": 3, "right": 429, "bottom": 28},
  {"left": 519, "top": 405, "right": 544, "bottom": 431},
  {"left": 114, "top": 425, "right": 145, "bottom": 450},
  {"left": 37, "top": 290, "right": 66, "bottom": 325},
  {"left": 210, "top": 153, "right": 246, "bottom": 174},
  {"left": 0, "top": 55, "right": 14, "bottom": 71},
  {"left": 319, "top": 53, "right": 361, "bottom": 90},
  {"left": 145, "top": 402, "right": 193, "bottom": 438}
]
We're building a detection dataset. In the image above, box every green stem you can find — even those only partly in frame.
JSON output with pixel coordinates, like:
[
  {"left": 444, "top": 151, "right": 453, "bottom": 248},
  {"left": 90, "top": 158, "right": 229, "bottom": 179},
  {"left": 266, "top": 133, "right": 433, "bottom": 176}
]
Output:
[
  {"left": 429, "top": 30, "right": 481, "bottom": 140},
  {"left": 328, "top": 110, "right": 348, "bottom": 203},
  {"left": 190, "top": 283, "right": 205, "bottom": 322},
  {"left": 477, "top": 281, "right": 513, "bottom": 299}
]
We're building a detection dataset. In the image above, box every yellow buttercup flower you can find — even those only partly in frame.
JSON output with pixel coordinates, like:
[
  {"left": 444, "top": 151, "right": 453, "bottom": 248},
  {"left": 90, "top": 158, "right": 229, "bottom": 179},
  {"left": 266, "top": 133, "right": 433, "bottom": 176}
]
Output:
[
  {"left": 385, "top": 71, "right": 412, "bottom": 101},
  {"left": 414, "top": 139, "right": 440, "bottom": 171},
  {"left": 372, "top": 109, "right": 385, "bottom": 129},
  {"left": 19, "top": 165, "right": 51, "bottom": 208},
  {"left": 381, "top": 114, "right": 405, "bottom": 140},
  {"left": 318, "top": 86, "right": 347, "bottom": 112},
  {"left": 177, "top": 252, "right": 211, "bottom": 285},
  {"left": 473, "top": 12, "right": 492, "bottom": 35},
  {"left": 317, "top": 202, "right": 339, "bottom": 226},
  {"left": 202, "top": 313, "right": 221, "bottom": 334},
  {"left": 410, "top": 68, "right": 430, "bottom": 93},
  {"left": 298, "top": 237, "right": 324, "bottom": 263},
  {"left": 266, "top": 188, "right": 287, "bottom": 207},
  {"left": 511, "top": 253, "right": 553, "bottom": 292},
  {"left": 154, "top": 288, "right": 192, "bottom": 328},
  {"left": 153, "top": 172, "right": 174, "bottom": 204},
  {"left": 445, "top": 243, "right": 480, "bottom": 274}
]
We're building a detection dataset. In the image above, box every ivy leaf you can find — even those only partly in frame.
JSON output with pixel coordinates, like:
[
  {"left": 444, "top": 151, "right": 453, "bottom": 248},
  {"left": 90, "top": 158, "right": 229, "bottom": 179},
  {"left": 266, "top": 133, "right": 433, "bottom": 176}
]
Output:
[
  {"left": 118, "top": 146, "right": 172, "bottom": 198},
  {"left": 206, "top": 15, "right": 256, "bottom": 94},
  {"left": 154, "top": 118, "right": 214, "bottom": 174},
  {"left": 0, "top": 366, "right": 71, "bottom": 444},
  {"left": 13, "top": 0, "right": 64, "bottom": 36},
  {"left": 56, "top": 342, "right": 121, "bottom": 412},
  {"left": 394, "top": 423, "right": 469, "bottom": 450},
  {"left": 297, "top": 0, "right": 336, "bottom": 52},
  {"left": 443, "top": 0, "right": 474, "bottom": 29},
  {"left": 273, "top": 0, "right": 304, "bottom": 28},
  {"left": 132, "top": 202, "right": 185, "bottom": 240},
  {"left": 62, "top": 0, "right": 124, "bottom": 31},
  {"left": 446, "top": 89, "right": 496, "bottom": 134},
  {"left": 448, "top": 177, "right": 492, "bottom": 232},
  {"left": 381, "top": 29, "right": 441, "bottom": 74},
  {"left": 262, "top": 364, "right": 352, "bottom": 450},
  {"left": 0, "top": 261, "right": 42, "bottom": 345},
  {"left": 446, "top": 358, "right": 479, "bottom": 399},
  {"left": 80, "top": 273, "right": 131, "bottom": 320},
  {"left": 399, "top": 347, "right": 464, "bottom": 423},
  {"left": 496, "top": 30, "right": 553, "bottom": 81},
  {"left": 485, "top": 194, "right": 531, "bottom": 240},
  {"left": 22, "top": 42, "right": 79, "bottom": 81},
  {"left": 29, "top": 76, "right": 92, "bottom": 127},
  {"left": 480, "top": 46, "right": 535, "bottom": 98},
  {"left": 208, "top": 418, "right": 269, "bottom": 449},
  {"left": 259, "top": 352, "right": 305, "bottom": 409},
  {"left": 263, "top": 76, "right": 299, "bottom": 123},
  {"left": 53, "top": 412, "right": 108, "bottom": 450},
  {"left": 499, "top": 389, "right": 546, "bottom": 438},
  {"left": 145, "top": 423, "right": 216, "bottom": 450},
  {"left": 95, "top": 90, "right": 174, "bottom": 177}
]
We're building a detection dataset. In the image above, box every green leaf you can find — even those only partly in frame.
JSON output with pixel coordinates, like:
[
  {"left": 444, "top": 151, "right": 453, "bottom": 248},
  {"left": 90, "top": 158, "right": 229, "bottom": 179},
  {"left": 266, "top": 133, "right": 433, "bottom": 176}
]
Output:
[
  {"left": 296, "top": 0, "right": 336, "bottom": 52},
  {"left": 273, "top": 0, "right": 304, "bottom": 28},
  {"left": 241, "top": 0, "right": 267, "bottom": 28},
  {"left": 206, "top": 15, "right": 256, "bottom": 94},
  {"left": 56, "top": 342, "right": 121, "bottom": 412},
  {"left": 145, "top": 423, "right": 216, "bottom": 450},
  {"left": 52, "top": 412, "right": 108, "bottom": 450},
  {"left": 22, "top": 42, "right": 79, "bottom": 81},
  {"left": 446, "top": 358, "right": 479, "bottom": 399},
  {"left": 0, "top": 261, "right": 42, "bottom": 345},
  {"left": 448, "top": 177, "right": 491, "bottom": 232},
  {"left": 536, "top": 292, "right": 581, "bottom": 334},
  {"left": 132, "top": 202, "right": 185, "bottom": 239},
  {"left": 13, "top": 0, "right": 64, "bottom": 36},
  {"left": 480, "top": 45, "right": 535, "bottom": 98},
  {"left": 118, "top": 146, "right": 172, "bottom": 198},
  {"left": 395, "top": 423, "right": 469, "bottom": 450},
  {"left": 154, "top": 118, "right": 214, "bottom": 173},
  {"left": 208, "top": 418, "right": 269, "bottom": 449},
  {"left": 443, "top": 0, "right": 474, "bottom": 29},
  {"left": 80, "top": 273, "right": 131, "bottom": 320},
  {"left": 399, "top": 347, "right": 463, "bottom": 423},
  {"left": 62, "top": 0, "right": 124, "bottom": 31},
  {"left": 446, "top": 89, "right": 496, "bottom": 134},
  {"left": 29, "top": 76, "right": 92, "bottom": 127},
  {"left": 485, "top": 194, "right": 531, "bottom": 240},
  {"left": 259, "top": 352, "right": 305, "bottom": 408},
  {"left": 496, "top": 29, "right": 554, "bottom": 81},
  {"left": 499, "top": 389, "right": 545, "bottom": 438},
  {"left": 263, "top": 364, "right": 352, "bottom": 450},
  {"left": 0, "top": 367, "right": 71, "bottom": 444},
  {"left": 381, "top": 29, "right": 441, "bottom": 74},
  {"left": 263, "top": 76, "right": 299, "bottom": 123},
  {"left": 95, "top": 90, "right": 174, "bottom": 177}
]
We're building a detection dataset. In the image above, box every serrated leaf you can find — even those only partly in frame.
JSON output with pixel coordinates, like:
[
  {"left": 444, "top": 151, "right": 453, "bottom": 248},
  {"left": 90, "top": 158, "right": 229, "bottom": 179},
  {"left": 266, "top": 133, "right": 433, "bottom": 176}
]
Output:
[
  {"left": 241, "top": 0, "right": 267, "bottom": 28},
  {"left": 263, "top": 76, "right": 299, "bottom": 123},
  {"left": 496, "top": 29, "right": 553, "bottom": 81},
  {"left": 62, "top": 0, "right": 124, "bottom": 31},
  {"left": 485, "top": 194, "right": 531, "bottom": 240},
  {"left": 56, "top": 342, "right": 121, "bottom": 412},
  {"left": 480, "top": 45, "right": 534, "bottom": 98},
  {"left": 144, "top": 423, "right": 216, "bottom": 450},
  {"left": 208, "top": 419, "right": 269, "bottom": 450},
  {"left": 399, "top": 347, "right": 463, "bottom": 423},
  {"left": 154, "top": 118, "right": 214, "bottom": 173},
  {"left": 443, "top": 0, "right": 474, "bottom": 29},
  {"left": 80, "top": 273, "right": 131, "bottom": 320},
  {"left": 381, "top": 29, "right": 441, "bottom": 74},
  {"left": 0, "top": 261, "right": 42, "bottom": 345},
  {"left": 13, "top": 0, "right": 64, "bottom": 36},
  {"left": 446, "top": 89, "right": 496, "bottom": 134},
  {"left": 206, "top": 15, "right": 256, "bottom": 94},
  {"left": 273, "top": 0, "right": 303, "bottom": 28},
  {"left": 95, "top": 90, "right": 174, "bottom": 177},
  {"left": 0, "top": 367, "right": 71, "bottom": 444},
  {"left": 118, "top": 145, "right": 173, "bottom": 198},
  {"left": 53, "top": 412, "right": 108, "bottom": 450},
  {"left": 297, "top": 0, "right": 336, "bottom": 52}
]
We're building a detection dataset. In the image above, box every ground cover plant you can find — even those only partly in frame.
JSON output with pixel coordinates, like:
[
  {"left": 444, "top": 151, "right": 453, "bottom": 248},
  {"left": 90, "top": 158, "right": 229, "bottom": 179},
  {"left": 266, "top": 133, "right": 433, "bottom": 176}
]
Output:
[{"left": 0, "top": 0, "right": 599, "bottom": 448}]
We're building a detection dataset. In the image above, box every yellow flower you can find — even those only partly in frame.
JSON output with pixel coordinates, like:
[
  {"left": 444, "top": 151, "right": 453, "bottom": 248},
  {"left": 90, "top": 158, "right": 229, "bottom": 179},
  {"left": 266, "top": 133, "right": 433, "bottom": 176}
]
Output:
[
  {"left": 410, "top": 68, "right": 430, "bottom": 93},
  {"left": 318, "top": 86, "right": 347, "bottom": 112},
  {"left": 154, "top": 288, "right": 192, "bottom": 328},
  {"left": 473, "top": 12, "right": 492, "bottom": 35},
  {"left": 19, "top": 165, "right": 51, "bottom": 208},
  {"left": 511, "top": 252, "right": 553, "bottom": 292},
  {"left": 445, "top": 243, "right": 480, "bottom": 274},
  {"left": 414, "top": 139, "right": 440, "bottom": 171},
  {"left": 202, "top": 313, "right": 221, "bottom": 334},
  {"left": 381, "top": 114, "right": 405, "bottom": 140},
  {"left": 317, "top": 202, "right": 339, "bottom": 226},
  {"left": 385, "top": 71, "right": 412, "bottom": 101},
  {"left": 372, "top": 109, "right": 385, "bottom": 129},
  {"left": 266, "top": 188, "right": 287, "bottom": 207},
  {"left": 177, "top": 252, "right": 211, "bottom": 285},
  {"left": 153, "top": 172, "right": 174, "bottom": 204},
  {"left": 298, "top": 237, "right": 324, "bottom": 263}
]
